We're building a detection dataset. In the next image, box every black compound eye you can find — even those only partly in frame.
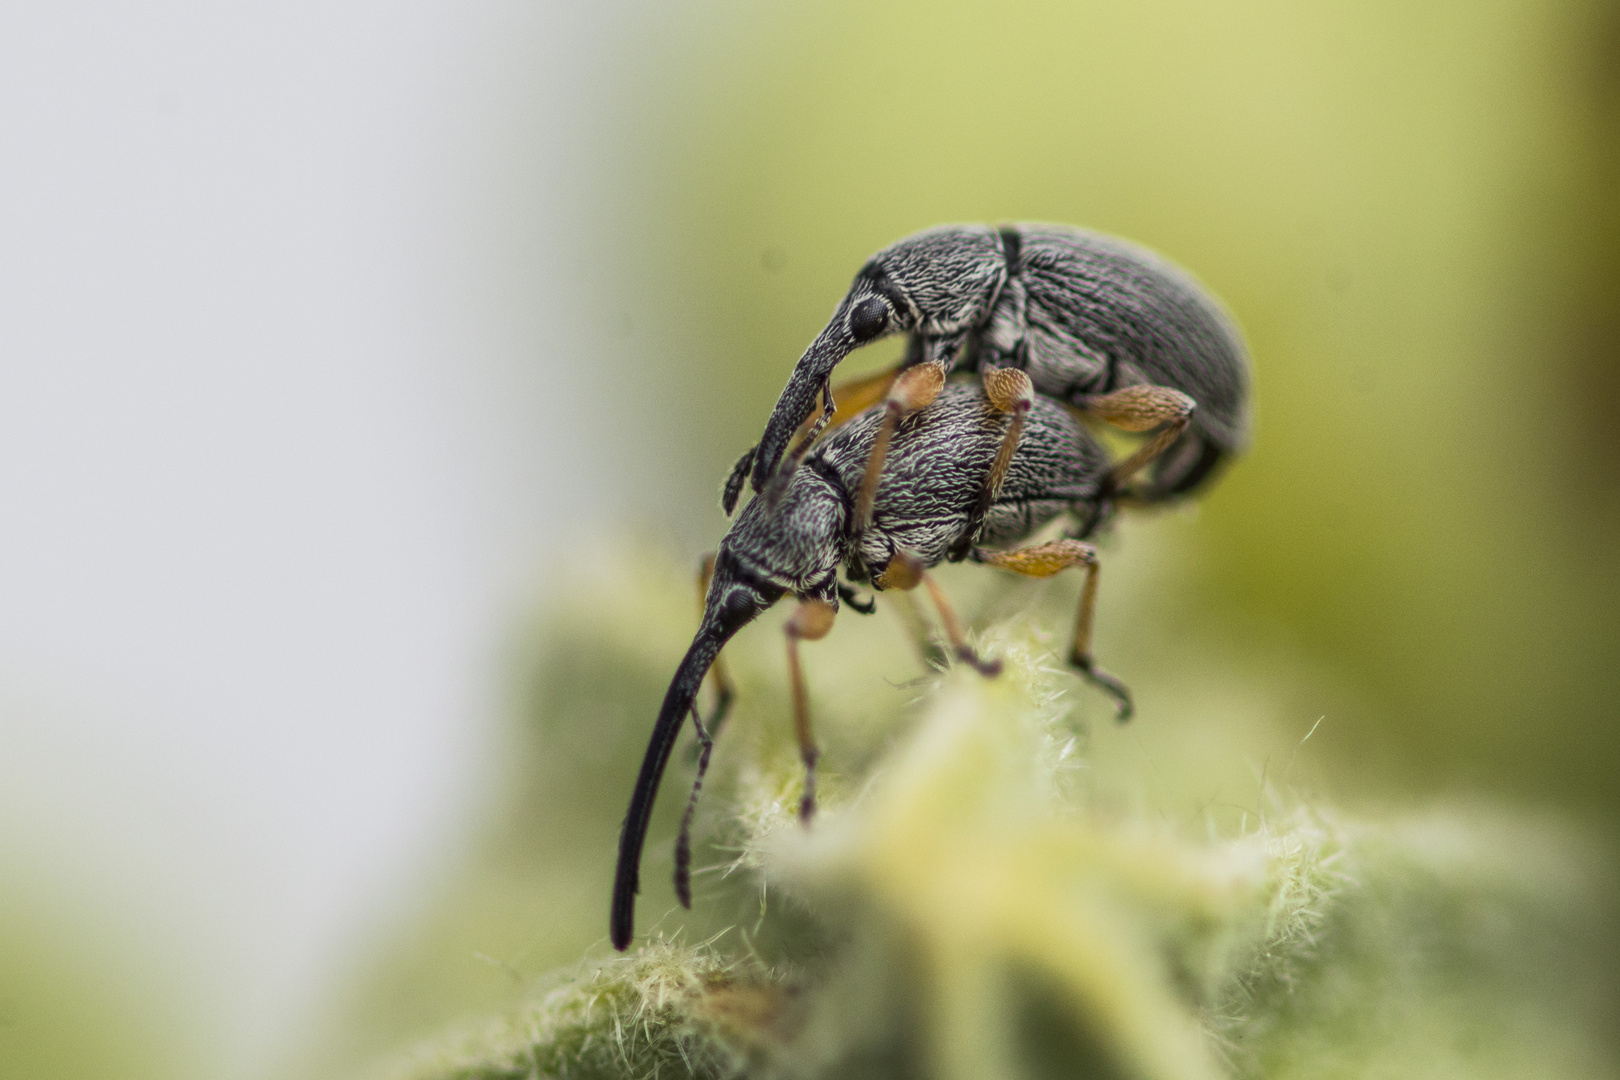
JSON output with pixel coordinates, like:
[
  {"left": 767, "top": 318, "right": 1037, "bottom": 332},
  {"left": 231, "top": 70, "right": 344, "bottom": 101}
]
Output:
[{"left": 848, "top": 297, "right": 889, "bottom": 343}]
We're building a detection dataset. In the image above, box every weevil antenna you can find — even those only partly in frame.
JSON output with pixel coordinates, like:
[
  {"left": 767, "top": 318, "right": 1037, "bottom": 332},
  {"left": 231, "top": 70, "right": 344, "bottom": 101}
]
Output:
[{"left": 672, "top": 703, "right": 714, "bottom": 909}]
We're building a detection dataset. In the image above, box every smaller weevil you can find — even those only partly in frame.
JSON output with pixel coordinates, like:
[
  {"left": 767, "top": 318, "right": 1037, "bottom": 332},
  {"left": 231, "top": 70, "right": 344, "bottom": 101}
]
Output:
[
  {"left": 611, "top": 381, "right": 1129, "bottom": 951},
  {"left": 730, "top": 223, "right": 1249, "bottom": 533}
]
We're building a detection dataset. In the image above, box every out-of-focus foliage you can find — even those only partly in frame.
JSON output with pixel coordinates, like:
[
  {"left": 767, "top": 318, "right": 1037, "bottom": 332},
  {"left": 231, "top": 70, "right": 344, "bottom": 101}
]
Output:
[
  {"left": 353, "top": 556, "right": 1616, "bottom": 1079},
  {"left": 380, "top": 943, "right": 788, "bottom": 1080},
  {"left": 0, "top": 885, "right": 192, "bottom": 1080}
]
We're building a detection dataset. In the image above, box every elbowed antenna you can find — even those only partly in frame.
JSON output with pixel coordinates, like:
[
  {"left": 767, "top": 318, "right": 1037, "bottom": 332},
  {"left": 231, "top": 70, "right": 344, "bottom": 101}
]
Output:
[
  {"left": 749, "top": 319, "right": 856, "bottom": 492},
  {"left": 610, "top": 573, "right": 775, "bottom": 951}
]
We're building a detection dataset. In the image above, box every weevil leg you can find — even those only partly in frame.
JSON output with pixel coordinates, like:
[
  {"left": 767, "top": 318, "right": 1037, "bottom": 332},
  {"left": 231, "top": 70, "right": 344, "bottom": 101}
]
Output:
[
  {"left": 923, "top": 572, "right": 1003, "bottom": 677},
  {"left": 853, "top": 362, "right": 948, "bottom": 535},
  {"left": 671, "top": 555, "right": 740, "bottom": 906},
  {"left": 1069, "top": 494, "right": 1116, "bottom": 541},
  {"left": 785, "top": 599, "right": 836, "bottom": 823},
  {"left": 885, "top": 588, "right": 949, "bottom": 669},
  {"left": 1148, "top": 433, "right": 1226, "bottom": 500},
  {"left": 673, "top": 703, "right": 714, "bottom": 908},
  {"left": 836, "top": 580, "right": 877, "bottom": 615},
  {"left": 972, "top": 539, "right": 1133, "bottom": 720},
  {"left": 721, "top": 446, "right": 756, "bottom": 516},
  {"left": 876, "top": 551, "right": 1001, "bottom": 677},
  {"left": 950, "top": 367, "right": 1035, "bottom": 560},
  {"left": 825, "top": 364, "right": 904, "bottom": 427},
  {"left": 1078, "top": 384, "right": 1195, "bottom": 493},
  {"left": 855, "top": 326, "right": 963, "bottom": 474},
  {"left": 853, "top": 405, "right": 901, "bottom": 536}
]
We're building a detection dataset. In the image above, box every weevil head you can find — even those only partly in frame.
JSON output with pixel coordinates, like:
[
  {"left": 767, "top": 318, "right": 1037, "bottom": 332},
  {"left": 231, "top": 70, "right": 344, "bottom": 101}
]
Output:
[
  {"left": 752, "top": 225, "right": 1011, "bottom": 491},
  {"left": 810, "top": 225, "right": 1010, "bottom": 363},
  {"left": 863, "top": 224, "right": 1006, "bottom": 336},
  {"left": 830, "top": 265, "right": 913, "bottom": 353},
  {"left": 699, "top": 556, "right": 782, "bottom": 640}
]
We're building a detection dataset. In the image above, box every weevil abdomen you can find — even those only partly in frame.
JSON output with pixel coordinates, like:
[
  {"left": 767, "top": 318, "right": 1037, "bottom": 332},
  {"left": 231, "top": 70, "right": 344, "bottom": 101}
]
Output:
[{"left": 1014, "top": 225, "right": 1248, "bottom": 457}]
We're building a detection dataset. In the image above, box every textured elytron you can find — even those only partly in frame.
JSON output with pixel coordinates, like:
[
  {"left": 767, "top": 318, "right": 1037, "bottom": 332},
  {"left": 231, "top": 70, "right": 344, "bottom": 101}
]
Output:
[
  {"left": 1014, "top": 226, "right": 1248, "bottom": 450},
  {"left": 750, "top": 222, "right": 1250, "bottom": 500}
]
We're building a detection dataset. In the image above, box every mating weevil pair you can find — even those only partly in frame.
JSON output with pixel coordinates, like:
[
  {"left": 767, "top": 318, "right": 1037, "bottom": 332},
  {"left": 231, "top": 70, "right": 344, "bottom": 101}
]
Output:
[
  {"left": 727, "top": 223, "right": 1249, "bottom": 518},
  {"left": 611, "top": 224, "right": 1251, "bottom": 951}
]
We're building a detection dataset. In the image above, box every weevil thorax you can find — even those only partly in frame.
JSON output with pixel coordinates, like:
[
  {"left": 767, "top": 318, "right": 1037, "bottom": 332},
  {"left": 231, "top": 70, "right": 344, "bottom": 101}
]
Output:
[
  {"left": 717, "top": 467, "right": 847, "bottom": 603},
  {"left": 865, "top": 224, "right": 1006, "bottom": 337}
]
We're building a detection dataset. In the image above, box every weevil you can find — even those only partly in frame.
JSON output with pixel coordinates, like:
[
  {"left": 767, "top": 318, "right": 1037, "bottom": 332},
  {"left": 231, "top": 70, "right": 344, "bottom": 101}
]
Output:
[
  {"left": 611, "top": 379, "right": 1130, "bottom": 951},
  {"left": 728, "top": 223, "right": 1250, "bottom": 531}
]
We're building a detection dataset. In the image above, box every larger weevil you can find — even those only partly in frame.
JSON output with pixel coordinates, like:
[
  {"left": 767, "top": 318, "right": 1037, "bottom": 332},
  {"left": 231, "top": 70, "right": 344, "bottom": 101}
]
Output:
[
  {"left": 612, "top": 380, "right": 1129, "bottom": 951},
  {"left": 728, "top": 223, "right": 1250, "bottom": 528}
]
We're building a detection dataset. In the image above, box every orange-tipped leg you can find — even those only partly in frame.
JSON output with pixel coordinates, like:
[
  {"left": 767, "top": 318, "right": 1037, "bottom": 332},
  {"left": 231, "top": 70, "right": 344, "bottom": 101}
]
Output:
[
  {"left": 952, "top": 368, "right": 1035, "bottom": 558},
  {"left": 876, "top": 551, "right": 1001, "bottom": 677},
  {"left": 974, "top": 539, "right": 1133, "bottom": 720},
  {"left": 785, "top": 599, "right": 836, "bottom": 823},
  {"left": 852, "top": 362, "right": 947, "bottom": 536},
  {"left": 887, "top": 589, "right": 948, "bottom": 669},
  {"left": 1079, "top": 384, "right": 1195, "bottom": 493}
]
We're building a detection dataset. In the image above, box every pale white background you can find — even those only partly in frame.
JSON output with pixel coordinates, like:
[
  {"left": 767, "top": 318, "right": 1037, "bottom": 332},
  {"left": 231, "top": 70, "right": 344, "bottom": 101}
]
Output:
[{"left": 0, "top": 3, "right": 638, "bottom": 1074}]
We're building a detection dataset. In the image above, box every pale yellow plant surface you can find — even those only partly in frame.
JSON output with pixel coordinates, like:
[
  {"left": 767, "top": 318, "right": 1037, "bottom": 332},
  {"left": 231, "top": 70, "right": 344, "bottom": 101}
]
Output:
[{"left": 360, "top": 549, "right": 1616, "bottom": 1080}]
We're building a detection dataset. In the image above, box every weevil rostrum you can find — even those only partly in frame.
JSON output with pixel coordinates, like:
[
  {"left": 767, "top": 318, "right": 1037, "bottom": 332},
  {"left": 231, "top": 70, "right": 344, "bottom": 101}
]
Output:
[{"left": 611, "top": 379, "right": 1131, "bottom": 951}]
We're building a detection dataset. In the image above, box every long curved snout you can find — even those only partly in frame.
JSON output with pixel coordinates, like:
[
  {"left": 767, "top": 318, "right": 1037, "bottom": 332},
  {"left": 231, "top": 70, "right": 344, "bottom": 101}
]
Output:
[
  {"left": 749, "top": 321, "right": 856, "bottom": 492},
  {"left": 610, "top": 573, "right": 777, "bottom": 951}
]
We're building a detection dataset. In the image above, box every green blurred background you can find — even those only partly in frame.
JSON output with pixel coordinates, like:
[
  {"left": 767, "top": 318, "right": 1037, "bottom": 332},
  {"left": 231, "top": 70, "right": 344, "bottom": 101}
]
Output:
[{"left": 5, "top": 1, "right": 1618, "bottom": 1076}]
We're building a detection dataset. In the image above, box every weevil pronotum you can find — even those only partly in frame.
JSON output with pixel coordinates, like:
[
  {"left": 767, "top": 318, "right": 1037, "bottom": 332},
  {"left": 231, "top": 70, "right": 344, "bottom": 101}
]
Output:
[
  {"left": 727, "top": 223, "right": 1250, "bottom": 530},
  {"left": 611, "top": 380, "right": 1129, "bottom": 951}
]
